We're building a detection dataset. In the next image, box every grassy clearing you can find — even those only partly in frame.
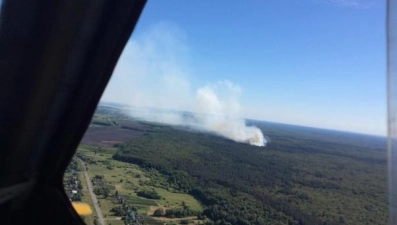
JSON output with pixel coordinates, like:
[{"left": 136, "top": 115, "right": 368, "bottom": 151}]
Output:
[
  {"left": 97, "top": 198, "right": 118, "bottom": 219},
  {"left": 124, "top": 195, "right": 156, "bottom": 205},
  {"left": 76, "top": 147, "right": 203, "bottom": 220},
  {"left": 105, "top": 220, "right": 124, "bottom": 225},
  {"left": 155, "top": 188, "right": 203, "bottom": 211}
]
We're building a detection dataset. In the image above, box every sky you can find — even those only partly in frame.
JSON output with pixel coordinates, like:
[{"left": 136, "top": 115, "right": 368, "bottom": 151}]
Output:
[{"left": 101, "top": 0, "right": 386, "bottom": 136}]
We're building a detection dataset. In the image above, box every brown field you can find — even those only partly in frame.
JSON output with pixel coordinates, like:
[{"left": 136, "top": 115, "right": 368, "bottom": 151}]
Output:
[
  {"left": 117, "top": 120, "right": 150, "bottom": 131},
  {"left": 81, "top": 121, "right": 149, "bottom": 147}
]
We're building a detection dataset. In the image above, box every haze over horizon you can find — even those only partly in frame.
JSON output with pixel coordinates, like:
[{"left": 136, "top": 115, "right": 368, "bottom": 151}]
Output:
[{"left": 101, "top": 0, "right": 386, "bottom": 136}]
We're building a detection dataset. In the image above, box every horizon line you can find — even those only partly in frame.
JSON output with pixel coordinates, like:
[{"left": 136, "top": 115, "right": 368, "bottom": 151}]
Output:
[{"left": 98, "top": 101, "right": 387, "bottom": 138}]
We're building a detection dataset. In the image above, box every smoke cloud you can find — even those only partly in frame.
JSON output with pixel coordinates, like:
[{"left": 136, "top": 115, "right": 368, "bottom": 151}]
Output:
[
  {"left": 102, "top": 23, "right": 266, "bottom": 147},
  {"left": 192, "top": 82, "right": 265, "bottom": 146}
]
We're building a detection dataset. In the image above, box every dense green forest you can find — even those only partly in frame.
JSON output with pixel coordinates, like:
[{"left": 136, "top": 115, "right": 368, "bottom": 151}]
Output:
[{"left": 111, "top": 120, "right": 387, "bottom": 225}]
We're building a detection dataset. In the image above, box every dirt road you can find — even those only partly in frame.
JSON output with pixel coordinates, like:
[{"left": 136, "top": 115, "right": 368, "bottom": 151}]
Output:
[{"left": 78, "top": 158, "right": 106, "bottom": 225}]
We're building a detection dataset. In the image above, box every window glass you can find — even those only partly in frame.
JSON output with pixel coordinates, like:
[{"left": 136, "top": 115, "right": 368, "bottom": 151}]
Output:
[{"left": 65, "top": 1, "right": 387, "bottom": 225}]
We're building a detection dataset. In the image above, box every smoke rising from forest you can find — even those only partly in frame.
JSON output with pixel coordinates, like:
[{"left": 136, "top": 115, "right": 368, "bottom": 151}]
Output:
[{"left": 102, "top": 23, "right": 266, "bottom": 146}]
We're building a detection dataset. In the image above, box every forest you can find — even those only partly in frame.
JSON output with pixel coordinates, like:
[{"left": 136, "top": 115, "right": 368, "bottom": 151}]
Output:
[{"left": 111, "top": 119, "right": 388, "bottom": 225}]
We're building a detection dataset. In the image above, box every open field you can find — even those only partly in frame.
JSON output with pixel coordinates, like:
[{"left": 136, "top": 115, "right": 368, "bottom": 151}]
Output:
[
  {"left": 81, "top": 113, "right": 150, "bottom": 148},
  {"left": 154, "top": 189, "right": 202, "bottom": 212},
  {"left": 74, "top": 146, "right": 203, "bottom": 224},
  {"left": 81, "top": 127, "right": 146, "bottom": 148}
]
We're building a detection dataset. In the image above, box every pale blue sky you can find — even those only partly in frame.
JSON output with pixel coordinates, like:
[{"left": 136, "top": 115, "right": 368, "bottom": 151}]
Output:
[{"left": 103, "top": 0, "right": 386, "bottom": 135}]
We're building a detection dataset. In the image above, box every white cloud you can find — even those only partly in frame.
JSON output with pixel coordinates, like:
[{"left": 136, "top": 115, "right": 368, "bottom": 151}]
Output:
[{"left": 102, "top": 22, "right": 193, "bottom": 111}]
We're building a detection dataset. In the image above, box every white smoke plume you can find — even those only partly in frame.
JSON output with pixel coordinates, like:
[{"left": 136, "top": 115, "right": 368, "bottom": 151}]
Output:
[
  {"left": 192, "top": 82, "right": 265, "bottom": 147},
  {"left": 101, "top": 23, "right": 266, "bottom": 147}
]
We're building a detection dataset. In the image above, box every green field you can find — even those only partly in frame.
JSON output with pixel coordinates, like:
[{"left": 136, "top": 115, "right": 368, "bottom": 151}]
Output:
[
  {"left": 154, "top": 188, "right": 202, "bottom": 211},
  {"left": 75, "top": 147, "right": 203, "bottom": 223}
]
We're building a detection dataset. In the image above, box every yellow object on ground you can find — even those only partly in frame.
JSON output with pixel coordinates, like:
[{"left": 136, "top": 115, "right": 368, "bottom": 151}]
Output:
[{"left": 72, "top": 202, "right": 92, "bottom": 215}]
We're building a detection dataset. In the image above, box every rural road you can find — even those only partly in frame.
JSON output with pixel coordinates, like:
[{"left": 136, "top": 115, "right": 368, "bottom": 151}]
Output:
[{"left": 78, "top": 158, "right": 106, "bottom": 225}]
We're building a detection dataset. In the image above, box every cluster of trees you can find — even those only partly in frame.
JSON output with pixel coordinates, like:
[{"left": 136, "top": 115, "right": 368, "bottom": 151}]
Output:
[
  {"left": 65, "top": 158, "right": 81, "bottom": 172},
  {"left": 64, "top": 176, "right": 83, "bottom": 190},
  {"left": 76, "top": 153, "right": 96, "bottom": 164},
  {"left": 63, "top": 172, "right": 83, "bottom": 201},
  {"left": 91, "top": 115, "right": 117, "bottom": 127},
  {"left": 111, "top": 201, "right": 141, "bottom": 225},
  {"left": 164, "top": 208, "right": 198, "bottom": 218},
  {"left": 153, "top": 204, "right": 200, "bottom": 218},
  {"left": 111, "top": 206, "right": 125, "bottom": 216},
  {"left": 111, "top": 204, "right": 138, "bottom": 216},
  {"left": 136, "top": 189, "right": 161, "bottom": 199},
  {"left": 70, "top": 191, "right": 83, "bottom": 201},
  {"left": 94, "top": 187, "right": 110, "bottom": 198},
  {"left": 125, "top": 170, "right": 141, "bottom": 178},
  {"left": 112, "top": 121, "right": 388, "bottom": 225},
  {"left": 100, "top": 160, "right": 114, "bottom": 170},
  {"left": 94, "top": 174, "right": 104, "bottom": 180}
]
